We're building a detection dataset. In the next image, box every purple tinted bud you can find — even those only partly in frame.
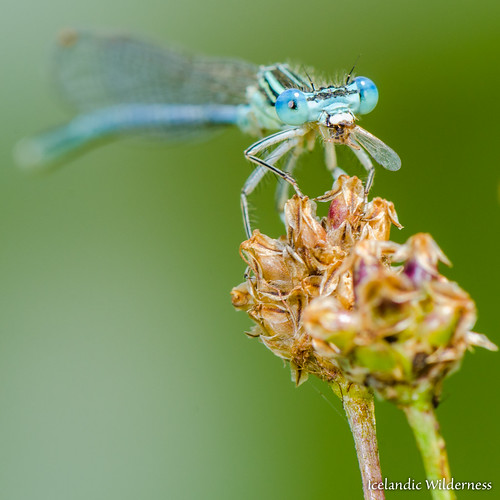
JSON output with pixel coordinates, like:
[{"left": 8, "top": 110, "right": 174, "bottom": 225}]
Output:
[
  {"left": 354, "top": 259, "right": 370, "bottom": 287},
  {"left": 353, "top": 257, "right": 382, "bottom": 301},
  {"left": 328, "top": 197, "right": 349, "bottom": 230},
  {"left": 403, "top": 259, "right": 433, "bottom": 285}
]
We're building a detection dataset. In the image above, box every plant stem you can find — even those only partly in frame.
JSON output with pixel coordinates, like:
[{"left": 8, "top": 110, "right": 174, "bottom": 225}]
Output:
[
  {"left": 403, "top": 400, "right": 455, "bottom": 500},
  {"left": 331, "top": 382, "right": 385, "bottom": 500}
]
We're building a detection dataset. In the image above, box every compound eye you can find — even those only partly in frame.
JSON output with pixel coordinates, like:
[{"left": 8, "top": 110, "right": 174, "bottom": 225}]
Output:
[
  {"left": 354, "top": 76, "right": 379, "bottom": 114},
  {"left": 275, "top": 89, "right": 309, "bottom": 125}
]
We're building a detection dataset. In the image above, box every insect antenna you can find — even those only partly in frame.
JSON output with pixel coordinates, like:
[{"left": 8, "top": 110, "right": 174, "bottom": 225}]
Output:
[
  {"left": 345, "top": 54, "right": 361, "bottom": 85},
  {"left": 301, "top": 65, "right": 316, "bottom": 91}
]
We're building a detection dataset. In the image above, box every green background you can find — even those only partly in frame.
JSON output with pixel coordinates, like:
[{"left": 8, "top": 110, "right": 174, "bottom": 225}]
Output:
[{"left": 0, "top": 0, "right": 499, "bottom": 498}]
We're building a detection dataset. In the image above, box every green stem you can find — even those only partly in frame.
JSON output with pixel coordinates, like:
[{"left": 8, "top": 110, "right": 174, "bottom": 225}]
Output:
[
  {"left": 403, "top": 400, "right": 455, "bottom": 500},
  {"left": 331, "top": 382, "right": 385, "bottom": 500}
]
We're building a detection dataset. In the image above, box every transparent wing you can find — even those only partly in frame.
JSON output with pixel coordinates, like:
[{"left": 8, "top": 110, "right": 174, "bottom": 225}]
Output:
[
  {"left": 53, "top": 29, "right": 258, "bottom": 112},
  {"left": 350, "top": 126, "right": 401, "bottom": 171}
]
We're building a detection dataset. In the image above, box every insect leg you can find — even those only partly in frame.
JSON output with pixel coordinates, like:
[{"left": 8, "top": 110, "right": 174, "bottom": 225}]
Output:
[
  {"left": 274, "top": 140, "right": 304, "bottom": 214},
  {"left": 349, "top": 144, "right": 375, "bottom": 195},
  {"left": 324, "top": 141, "right": 347, "bottom": 183},
  {"left": 241, "top": 134, "right": 302, "bottom": 238},
  {"left": 240, "top": 166, "right": 267, "bottom": 238},
  {"left": 244, "top": 128, "right": 306, "bottom": 196}
]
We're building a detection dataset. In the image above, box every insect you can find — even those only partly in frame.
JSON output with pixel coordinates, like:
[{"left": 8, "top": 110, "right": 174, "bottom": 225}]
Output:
[{"left": 16, "top": 29, "right": 401, "bottom": 237}]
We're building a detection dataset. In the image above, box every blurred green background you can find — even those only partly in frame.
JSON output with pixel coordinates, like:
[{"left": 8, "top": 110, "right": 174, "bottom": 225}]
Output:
[{"left": 0, "top": 0, "right": 499, "bottom": 498}]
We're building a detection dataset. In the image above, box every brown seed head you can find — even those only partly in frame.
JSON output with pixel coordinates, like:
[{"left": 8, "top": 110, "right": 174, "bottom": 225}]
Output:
[
  {"left": 232, "top": 175, "right": 403, "bottom": 386},
  {"left": 232, "top": 175, "right": 496, "bottom": 401}
]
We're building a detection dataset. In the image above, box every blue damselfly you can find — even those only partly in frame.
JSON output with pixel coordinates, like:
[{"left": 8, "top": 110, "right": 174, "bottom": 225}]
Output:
[{"left": 16, "top": 29, "right": 401, "bottom": 237}]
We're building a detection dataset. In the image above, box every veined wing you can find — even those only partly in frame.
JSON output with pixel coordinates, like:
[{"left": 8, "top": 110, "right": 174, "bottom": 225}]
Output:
[
  {"left": 53, "top": 29, "right": 258, "bottom": 112},
  {"left": 351, "top": 126, "right": 401, "bottom": 171}
]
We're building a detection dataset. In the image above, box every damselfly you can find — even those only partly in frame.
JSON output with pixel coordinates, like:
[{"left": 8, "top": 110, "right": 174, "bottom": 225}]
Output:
[{"left": 16, "top": 29, "right": 401, "bottom": 237}]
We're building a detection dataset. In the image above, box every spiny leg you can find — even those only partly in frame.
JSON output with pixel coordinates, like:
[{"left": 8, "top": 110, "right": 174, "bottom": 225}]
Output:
[
  {"left": 240, "top": 166, "right": 267, "bottom": 239},
  {"left": 349, "top": 144, "right": 375, "bottom": 197},
  {"left": 244, "top": 128, "right": 306, "bottom": 196},
  {"left": 241, "top": 136, "right": 301, "bottom": 238},
  {"left": 274, "top": 141, "right": 304, "bottom": 216},
  {"left": 241, "top": 128, "right": 306, "bottom": 238}
]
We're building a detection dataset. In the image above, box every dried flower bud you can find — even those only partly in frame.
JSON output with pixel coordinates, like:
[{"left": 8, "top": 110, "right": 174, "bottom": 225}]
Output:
[
  {"left": 399, "top": 233, "right": 451, "bottom": 285},
  {"left": 230, "top": 282, "right": 253, "bottom": 310}
]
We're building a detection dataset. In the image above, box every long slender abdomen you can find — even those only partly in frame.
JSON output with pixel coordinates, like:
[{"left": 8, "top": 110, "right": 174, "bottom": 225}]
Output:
[{"left": 15, "top": 104, "right": 244, "bottom": 170}]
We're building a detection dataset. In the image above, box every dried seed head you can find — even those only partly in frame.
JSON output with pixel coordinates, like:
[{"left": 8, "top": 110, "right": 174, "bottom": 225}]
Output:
[
  {"left": 232, "top": 175, "right": 403, "bottom": 386},
  {"left": 232, "top": 175, "right": 496, "bottom": 401}
]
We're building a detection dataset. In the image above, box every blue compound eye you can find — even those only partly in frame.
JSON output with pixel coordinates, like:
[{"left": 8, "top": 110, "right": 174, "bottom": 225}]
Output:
[
  {"left": 275, "top": 89, "right": 309, "bottom": 125},
  {"left": 354, "top": 77, "right": 379, "bottom": 114}
]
